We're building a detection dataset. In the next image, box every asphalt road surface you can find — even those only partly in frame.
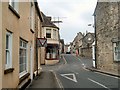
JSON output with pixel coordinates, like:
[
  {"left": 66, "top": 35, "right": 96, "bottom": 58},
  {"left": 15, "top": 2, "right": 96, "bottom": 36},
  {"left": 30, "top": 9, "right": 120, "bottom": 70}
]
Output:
[{"left": 42, "top": 54, "right": 120, "bottom": 89}]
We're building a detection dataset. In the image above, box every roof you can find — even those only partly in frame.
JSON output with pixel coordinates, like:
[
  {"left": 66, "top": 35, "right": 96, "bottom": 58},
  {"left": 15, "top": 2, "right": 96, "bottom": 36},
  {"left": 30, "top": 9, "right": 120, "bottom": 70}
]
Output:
[
  {"left": 41, "top": 12, "right": 59, "bottom": 30},
  {"left": 34, "top": 2, "right": 43, "bottom": 22}
]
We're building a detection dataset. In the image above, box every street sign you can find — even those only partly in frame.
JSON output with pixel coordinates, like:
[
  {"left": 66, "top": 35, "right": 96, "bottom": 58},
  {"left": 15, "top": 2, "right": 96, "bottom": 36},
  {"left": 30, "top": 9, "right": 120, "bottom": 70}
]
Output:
[{"left": 37, "top": 38, "right": 47, "bottom": 47}]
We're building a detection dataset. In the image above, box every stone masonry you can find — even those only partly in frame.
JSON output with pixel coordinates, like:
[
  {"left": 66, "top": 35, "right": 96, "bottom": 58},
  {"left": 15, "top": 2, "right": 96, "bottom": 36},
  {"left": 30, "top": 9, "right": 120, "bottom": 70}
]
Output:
[{"left": 95, "top": 2, "right": 120, "bottom": 75}]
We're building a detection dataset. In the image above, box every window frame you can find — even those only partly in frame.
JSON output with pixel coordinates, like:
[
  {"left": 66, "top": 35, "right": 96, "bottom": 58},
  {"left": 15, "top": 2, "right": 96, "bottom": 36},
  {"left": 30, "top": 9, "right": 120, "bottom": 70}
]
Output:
[
  {"left": 5, "top": 31, "right": 12, "bottom": 69},
  {"left": 113, "top": 42, "right": 120, "bottom": 62},
  {"left": 19, "top": 39, "right": 28, "bottom": 78},
  {"left": 9, "top": 0, "right": 19, "bottom": 13},
  {"left": 46, "top": 29, "right": 51, "bottom": 38}
]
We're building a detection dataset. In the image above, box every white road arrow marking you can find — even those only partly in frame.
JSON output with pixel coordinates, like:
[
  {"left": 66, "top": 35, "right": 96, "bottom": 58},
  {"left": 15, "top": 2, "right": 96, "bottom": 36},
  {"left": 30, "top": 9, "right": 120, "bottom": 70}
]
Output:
[{"left": 60, "top": 73, "right": 77, "bottom": 83}]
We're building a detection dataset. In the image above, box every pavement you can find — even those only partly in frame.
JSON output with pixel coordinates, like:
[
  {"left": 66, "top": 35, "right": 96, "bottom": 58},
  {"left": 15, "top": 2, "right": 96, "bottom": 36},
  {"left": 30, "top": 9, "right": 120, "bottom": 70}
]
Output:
[
  {"left": 27, "top": 71, "right": 61, "bottom": 89},
  {"left": 77, "top": 56, "right": 120, "bottom": 78},
  {"left": 26, "top": 57, "right": 64, "bottom": 89}
]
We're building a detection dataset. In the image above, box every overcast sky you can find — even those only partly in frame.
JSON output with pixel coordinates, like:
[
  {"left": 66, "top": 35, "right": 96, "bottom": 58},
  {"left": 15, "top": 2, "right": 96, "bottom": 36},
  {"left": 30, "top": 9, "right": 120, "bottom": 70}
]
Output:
[{"left": 38, "top": 0, "right": 97, "bottom": 44}]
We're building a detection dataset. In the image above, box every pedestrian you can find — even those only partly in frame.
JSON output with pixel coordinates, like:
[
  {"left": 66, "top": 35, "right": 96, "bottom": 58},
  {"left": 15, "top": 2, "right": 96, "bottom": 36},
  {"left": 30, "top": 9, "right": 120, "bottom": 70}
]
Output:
[{"left": 76, "top": 50, "right": 78, "bottom": 57}]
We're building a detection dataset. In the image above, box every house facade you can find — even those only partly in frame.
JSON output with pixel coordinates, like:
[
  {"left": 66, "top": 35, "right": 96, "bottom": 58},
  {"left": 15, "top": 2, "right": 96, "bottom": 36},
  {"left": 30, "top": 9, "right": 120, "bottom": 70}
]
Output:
[
  {"left": 0, "top": 1, "right": 43, "bottom": 89},
  {"left": 70, "top": 32, "right": 94, "bottom": 58},
  {"left": 59, "top": 39, "right": 64, "bottom": 54},
  {"left": 70, "top": 32, "right": 83, "bottom": 54},
  {"left": 41, "top": 12, "right": 60, "bottom": 65},
  {"left": 81, "top": 33, "right": 94, "bottom": 58},
  {"left": 94, "top": 1, "right": 120, "bottom": 75}
]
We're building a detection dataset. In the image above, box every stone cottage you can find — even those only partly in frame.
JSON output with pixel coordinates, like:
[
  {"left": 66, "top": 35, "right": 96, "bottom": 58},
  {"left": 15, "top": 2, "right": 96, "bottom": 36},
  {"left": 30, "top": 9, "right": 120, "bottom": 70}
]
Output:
[{"left": 94, "top": 1, "right": 120, "bottom": 75}]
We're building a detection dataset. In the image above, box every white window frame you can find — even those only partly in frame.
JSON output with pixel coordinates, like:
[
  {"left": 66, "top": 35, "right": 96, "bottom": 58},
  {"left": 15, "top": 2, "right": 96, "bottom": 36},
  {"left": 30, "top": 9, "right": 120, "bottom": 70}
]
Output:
[
  {"left": 19, "top": 39, "right": 28, "bottom": 77},
  {"left": 113, "top": 42, "right": 120, "bottom": 61},
  {"left": 9, "top": 0, "right": 19, "bottom": 13},
  {"left": 5, "top": 31, "right": 12, "bottom": 69},
  {"left": 46, "top": 29, "right": 51, "bottom": 38}
]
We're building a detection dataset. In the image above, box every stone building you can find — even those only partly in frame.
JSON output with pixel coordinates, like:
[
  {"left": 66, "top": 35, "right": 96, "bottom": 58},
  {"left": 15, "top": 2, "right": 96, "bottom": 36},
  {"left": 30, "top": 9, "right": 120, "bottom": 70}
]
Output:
[
  {"left": 81, "top": 33, "right": 95, "bottom": 58},
  {"left": 60, "top": 39, "right": 65, "bottom": 54},
  {"left": 0, "top": 1, "right": 43, "bottom": 89},
  {"left": 70, "top": 32, "right": 94, "bottom": 58},
  {"left": 70, "top": 32, "right": 83, "bottom": 54},
  {"left": 94, "top": 1, "right": 120, "bottom": 75},
  {"left": 41, "top": 12, "right": 60, "bottom": 65}
]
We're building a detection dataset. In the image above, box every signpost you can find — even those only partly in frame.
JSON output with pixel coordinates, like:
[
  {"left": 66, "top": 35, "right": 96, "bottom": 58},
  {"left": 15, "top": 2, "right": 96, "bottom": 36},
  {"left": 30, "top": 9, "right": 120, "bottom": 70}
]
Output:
[
  {"left": 36, "top": 38, "right": 47, "bottom": 76},
  {"left": 37, "top": 38, "right": 47, "bottom": 47}
]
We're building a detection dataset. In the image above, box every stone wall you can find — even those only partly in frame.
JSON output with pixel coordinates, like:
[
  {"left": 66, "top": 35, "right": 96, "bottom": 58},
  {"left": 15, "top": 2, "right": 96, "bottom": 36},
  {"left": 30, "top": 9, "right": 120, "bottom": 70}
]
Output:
[
  {"left": 95, "top": 2, "right": 120, "bottom": 74},
  {"left": 81, "top": 47, "right": 92, "bottom": 58}
]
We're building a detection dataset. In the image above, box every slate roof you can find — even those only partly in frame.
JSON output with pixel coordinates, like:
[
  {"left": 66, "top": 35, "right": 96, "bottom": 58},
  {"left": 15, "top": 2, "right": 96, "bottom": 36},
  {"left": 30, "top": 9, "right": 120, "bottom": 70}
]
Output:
[{"left": 41, "top": 12, "right": 59, "bottom": 30}]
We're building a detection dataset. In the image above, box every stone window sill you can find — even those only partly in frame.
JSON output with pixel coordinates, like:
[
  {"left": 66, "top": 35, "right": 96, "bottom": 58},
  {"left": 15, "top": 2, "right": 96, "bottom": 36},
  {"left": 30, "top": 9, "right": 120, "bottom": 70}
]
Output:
[
  {"left": 19, "top": 73, "right": 30, "bottom": 85},
  {"left": 9, "top": 5, "right": 20, "bottom": 19},
  {"left": 4, "top": 68, "right": 14, "bottom": 74}
]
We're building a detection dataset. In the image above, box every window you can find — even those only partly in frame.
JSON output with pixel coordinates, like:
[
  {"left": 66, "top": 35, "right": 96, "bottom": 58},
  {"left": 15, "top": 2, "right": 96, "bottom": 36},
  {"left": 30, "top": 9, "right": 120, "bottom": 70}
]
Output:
[
  {"left": 19, "top": 39, "right": 27, "bottom": 75},
  {"left": 6, "top": 31, "right": 12, "bottom": 69},
  {"left": 46, "top": 29, "right": 51, "bottom": 38},
  {"left": 113, "top": 42, "right": 120, "bottom": 61},
  {"left": 9, "top": 0, "right": 19, "bottom": 13}
]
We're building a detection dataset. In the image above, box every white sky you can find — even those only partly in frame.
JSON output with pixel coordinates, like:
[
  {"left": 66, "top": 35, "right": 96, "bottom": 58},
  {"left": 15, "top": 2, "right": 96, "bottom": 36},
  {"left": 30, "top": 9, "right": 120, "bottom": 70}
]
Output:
[{"left": 38, "top": 0, "right": 98, "bottom": 44}]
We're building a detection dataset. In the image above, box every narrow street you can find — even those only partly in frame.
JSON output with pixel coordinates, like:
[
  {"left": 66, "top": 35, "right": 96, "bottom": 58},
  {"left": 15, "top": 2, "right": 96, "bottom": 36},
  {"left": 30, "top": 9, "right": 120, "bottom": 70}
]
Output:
[{"left": 41, "top": 54, "right": 119, "bottom": 89}]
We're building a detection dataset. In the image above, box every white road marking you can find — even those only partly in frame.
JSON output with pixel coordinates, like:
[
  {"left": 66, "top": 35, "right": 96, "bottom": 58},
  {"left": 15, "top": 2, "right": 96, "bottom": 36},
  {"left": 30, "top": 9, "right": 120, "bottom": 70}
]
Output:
[
  {"left": 60, "top": 73, "right": 77, "bottom": 83},
  {"left": 88, "top": 78, "right": 111, "bottom": 90},
  {"left": 63, "top": 56, "right": 67, "bottom": 64},
  {"left": 52, "top": 71, "right": 64, "bottom": 89},
  {"left": 82, "top": 67, "right": 90, "bottom": 71}
]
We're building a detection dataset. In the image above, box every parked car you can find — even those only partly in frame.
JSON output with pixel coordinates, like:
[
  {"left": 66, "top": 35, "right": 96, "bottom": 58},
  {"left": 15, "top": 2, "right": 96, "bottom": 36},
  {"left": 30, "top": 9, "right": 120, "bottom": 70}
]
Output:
[{"left": 66, "top": 52, "right": 71, "bottom": 54}]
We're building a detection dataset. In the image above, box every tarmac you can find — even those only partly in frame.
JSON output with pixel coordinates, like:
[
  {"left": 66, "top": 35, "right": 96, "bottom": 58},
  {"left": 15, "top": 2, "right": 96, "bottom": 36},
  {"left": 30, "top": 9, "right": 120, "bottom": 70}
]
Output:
[
  {"left": 26, "top": 55, "right": 120, "bottom": 89},
  {"left": 77, "top": 56, "right": 120, "bottom": 78},
  {"left": 27, "top": 71, "right": 62, "bottom": 89}
]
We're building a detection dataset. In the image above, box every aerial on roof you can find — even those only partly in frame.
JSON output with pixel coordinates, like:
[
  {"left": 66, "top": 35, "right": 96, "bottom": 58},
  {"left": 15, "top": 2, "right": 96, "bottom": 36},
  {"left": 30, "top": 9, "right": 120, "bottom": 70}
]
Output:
[{"left": 41, "top": 12, "right": 59, "bottom": 30}]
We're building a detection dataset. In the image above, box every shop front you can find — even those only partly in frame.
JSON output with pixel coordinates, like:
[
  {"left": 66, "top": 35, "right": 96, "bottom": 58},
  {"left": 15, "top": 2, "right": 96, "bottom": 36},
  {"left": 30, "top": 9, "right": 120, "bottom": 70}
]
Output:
[{"left": 46, "top": 44, "right": 59, "bottom": 60}]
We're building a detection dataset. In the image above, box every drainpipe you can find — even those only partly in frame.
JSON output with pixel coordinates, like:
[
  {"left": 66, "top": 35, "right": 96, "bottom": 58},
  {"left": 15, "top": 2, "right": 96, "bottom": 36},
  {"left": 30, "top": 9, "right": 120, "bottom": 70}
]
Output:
[
  {"left": 36, "top": 38, "right": 38, "bottom": 76},
  {"left": 94, "top": 14, "right": 97, "bottom": 69}
]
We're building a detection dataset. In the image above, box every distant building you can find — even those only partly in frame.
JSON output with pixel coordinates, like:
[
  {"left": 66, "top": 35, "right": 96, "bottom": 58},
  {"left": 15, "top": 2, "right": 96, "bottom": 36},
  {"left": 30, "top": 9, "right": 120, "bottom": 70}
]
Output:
[
  {"left": 64, "top": 44, "right": 70, "bottom": 53},
  {"left": 41, "top": 12, "right": 60, "bottom": 65},
  {"left": 70, "top": 32, "right": 94, "bottom": 58},
  {"left": 81, "top": 33, "right": 95, "bottom": 58},
  {"left": 60, "top": 39, "right": 65, "bottom": 54},
  {"left": 71, "top": 32, "right": 83, "bottom": 54},
  {"left": 94, "top": 1, "right": 120, "bottom": 75}
]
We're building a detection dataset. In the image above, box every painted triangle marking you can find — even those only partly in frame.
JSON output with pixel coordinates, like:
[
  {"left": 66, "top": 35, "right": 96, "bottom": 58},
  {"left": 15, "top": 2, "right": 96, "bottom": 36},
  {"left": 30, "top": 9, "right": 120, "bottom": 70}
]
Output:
[{"left": 60, "top": 73, "right": 77, "bottom": 83}]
